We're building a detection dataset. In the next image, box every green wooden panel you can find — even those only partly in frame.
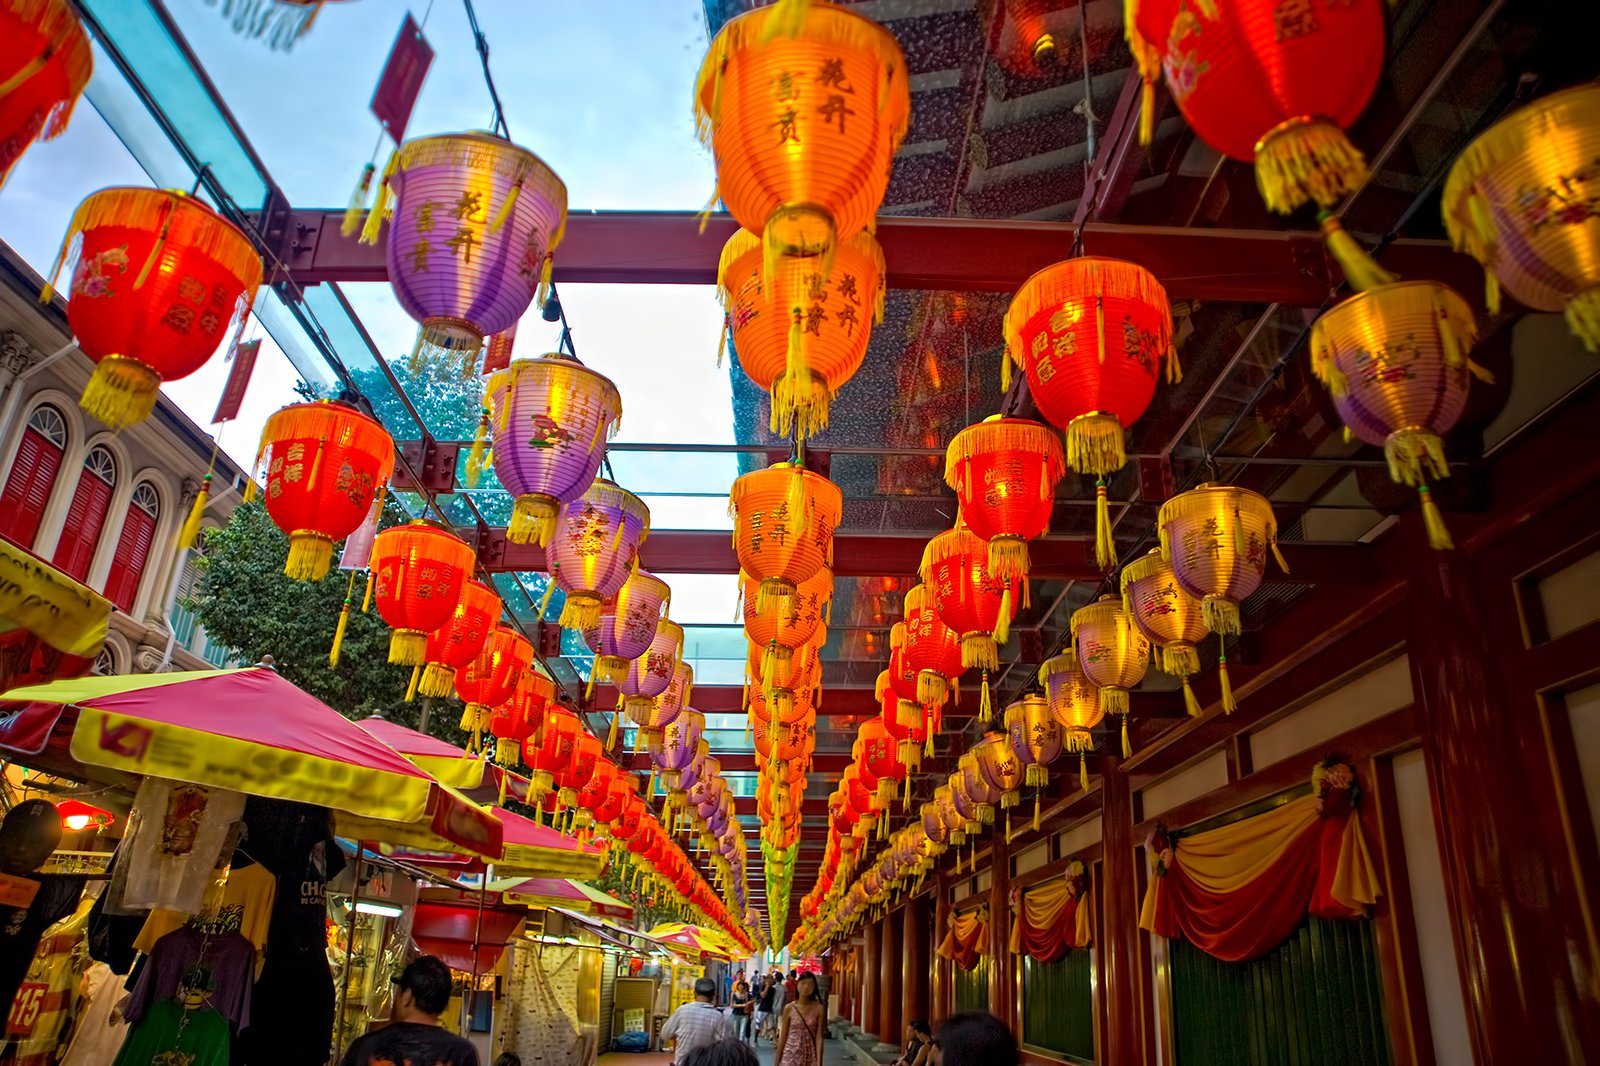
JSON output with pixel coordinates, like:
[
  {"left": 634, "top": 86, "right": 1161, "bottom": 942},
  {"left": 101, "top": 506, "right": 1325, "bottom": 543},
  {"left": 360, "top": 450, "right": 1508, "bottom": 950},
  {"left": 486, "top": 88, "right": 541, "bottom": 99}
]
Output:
[
  {"left": 1169, "top": 917, "right": 1392, "bottom": 1066},
  {"left": 1021, "top": 951, "right": 1095, "bottom": 1063},
  {"left": 953, "top": 957, "right": 991, "bottom": 1013}
]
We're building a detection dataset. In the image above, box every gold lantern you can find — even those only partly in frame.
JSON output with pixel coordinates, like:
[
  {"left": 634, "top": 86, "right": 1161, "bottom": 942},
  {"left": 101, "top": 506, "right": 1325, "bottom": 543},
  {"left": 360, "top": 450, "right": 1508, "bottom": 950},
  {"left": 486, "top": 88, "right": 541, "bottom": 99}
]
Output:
[
  {"left": 973, "top": 733, "right": 1025, "bottom": 843},
  {"left": 1070, "top": 596, "right": 1149, "bottom": 756},
  {"left": 1121, "top": 548, "right": 1215, "bottom": 716},
  {"left": 1157, "top": 483, "right": 1287, "bottom": 636},
  {"left": 1040, "top": 651, "right": 1103, "bottom": 790},
  {"left": 1442, "top": 84, "right": 1600, "bottom": 351}
]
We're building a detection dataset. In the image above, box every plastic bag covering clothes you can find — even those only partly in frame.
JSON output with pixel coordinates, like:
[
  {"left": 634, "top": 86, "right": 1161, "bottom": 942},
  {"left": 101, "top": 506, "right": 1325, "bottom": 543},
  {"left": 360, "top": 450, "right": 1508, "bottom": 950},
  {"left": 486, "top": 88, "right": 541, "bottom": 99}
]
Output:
[{"left": 113, "top": 779, "right": 245, "bottom": 916}]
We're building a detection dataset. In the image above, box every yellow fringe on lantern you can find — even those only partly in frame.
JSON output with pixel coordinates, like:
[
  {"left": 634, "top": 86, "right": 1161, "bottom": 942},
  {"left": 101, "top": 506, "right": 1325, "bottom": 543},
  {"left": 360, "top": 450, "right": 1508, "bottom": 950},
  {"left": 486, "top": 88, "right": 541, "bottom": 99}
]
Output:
[
  {"left": 1160, "top": 642, "right": 1201, "bottom": 678},
  {"left": 176, "top": 473, "right": 210, "bottom": 552},
  {"left": 79, "top": 357, "right": 160, "bottom": 430},
  {"left": 945, "top": 414, "right": 1066, "bottom": 493},
  {"left": 559, "top": 593, "right": 604, "bottom": 633},
  {"left": 1254, "top": 117, "right": 1369, "bottom": 215},
  {"left": 959, "top": 632, "right": 999, "bottom": 672},
  {"left": 508, "top": 494, "right": 561, "bottom": 547},
  {"left": 1100, "top": 687, "right": 1129, "bottom": 720},
  {"left": 987, "top": 535, "right": 1032, "bottom": 587},
  {"left": 1418, "top": 485, "right": 1454, "bottom": 551},
  {"left": 389, "top": 629, "right": 426, "bottom": 666},
  {"left": 1066, "top": 413, "right": 1126, "bottom": 477},
  {"left": 284, "top": 532, "right": 335, "bottom": 581},
  {"left": 1200, "top": 595, "right": 1242, "bottom": 636},
  {"left": 1181, "top": 676, "right": 1202, "bottom": 717},
  {"left": 917, "top": 670, "right": 949, "bottom": 708},
  {"left": 1566, "top": 286, "right": 1600, "bottom": 354},
  {"left": 341, "top": 163, "right": 375, "bottom": 237},
  {"left": 1317, "top": 214, "right": 1397, "bottom": 292},
  {"left": 329, "top": 571, "right": 355, "bottom": 669},
  {"left": 1004, "top": 257, "right": 1169, "bottom": 367},
  {"left": 1094, "top": 478, "right": 1115, "bottom": 569},
  {"left": 418, "top": 663, "right": 455, "bottom": 699}
]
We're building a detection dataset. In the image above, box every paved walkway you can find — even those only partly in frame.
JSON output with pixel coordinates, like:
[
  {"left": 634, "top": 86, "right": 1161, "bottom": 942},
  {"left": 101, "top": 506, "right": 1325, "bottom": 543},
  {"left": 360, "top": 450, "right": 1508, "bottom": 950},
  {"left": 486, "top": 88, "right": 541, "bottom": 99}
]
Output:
[{"left": 597, "top": 1027, "right": 857, "bottom": 1066}]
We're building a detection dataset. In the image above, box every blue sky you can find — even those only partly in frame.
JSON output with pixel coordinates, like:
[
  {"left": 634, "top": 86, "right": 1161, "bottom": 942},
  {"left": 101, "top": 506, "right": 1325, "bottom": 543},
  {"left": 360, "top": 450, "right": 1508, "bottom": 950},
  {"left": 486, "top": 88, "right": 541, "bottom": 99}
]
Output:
[{"left": 0, "top": 0, "right": 741, "bottom": 619}]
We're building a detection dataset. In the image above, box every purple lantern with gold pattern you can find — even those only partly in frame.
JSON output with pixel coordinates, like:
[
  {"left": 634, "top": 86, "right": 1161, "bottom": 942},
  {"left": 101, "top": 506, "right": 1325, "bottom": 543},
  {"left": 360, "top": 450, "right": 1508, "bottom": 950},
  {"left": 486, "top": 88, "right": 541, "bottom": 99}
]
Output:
[
  {"left": 543, "top": 479, "right": 650, "bottom": 632},
  {"left": 581, "top": 569, "right": 670, "bottom": 687}
]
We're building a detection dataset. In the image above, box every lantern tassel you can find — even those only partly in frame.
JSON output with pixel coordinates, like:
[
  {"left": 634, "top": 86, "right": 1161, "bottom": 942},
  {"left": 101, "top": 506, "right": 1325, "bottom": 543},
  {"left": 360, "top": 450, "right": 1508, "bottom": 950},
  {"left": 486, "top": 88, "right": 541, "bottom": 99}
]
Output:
[
  {"left": 1217, "top": 646, "right": 1238, "bottom": 715},
  {"left": 340, "top": 163, "right": 375, "bottom": 237},
  {"left": 1034, "top": 792, "right": 1042, "bottom": 832},
  {"left": 1000, "top": 348, "right": 1012, "bottom": 394},
  {"left": 177, "top": 472, "right": 210, "bottom": 552},
  {"left": 1567, "top": 286, "right": 1600, "bottom": 354},
  {"left": 359, "top": 151, "right": 399, "bottom": 244},
  {"left": 1419, "top": 484, "right": 1454, "bottom": 551},
  {"left": 1095, "top": 478, "right": 1114, "bottom": 569},
  {"left": 1121, "top": 717, "right": 1131, "bottom": 759},
  {"left": 361, "top": 572, "right": 374, "bottom": 613},
  {"left": 993, "top": 586, "right": 1013, "bottom": 647},
  {"left": 464, "top": 411, "right": 490, "bottom": 488},
  {"left": 1079, "top": 752, "right": 1088, "bottom": 792},
  {"left": 329, "top": 571, "right": 356, "bottom": 669},
  {"left": 1318, "top": 213, "right": 1397, "bottom": 292},
  {"left": 132, "top": 214, "right": 173, "bottom": 290},
  {"left": 405, "top": 664, "right": 422, "bottom": 702},
  {"left": 1181, "top": 676, "right": 1202, "bottom": 718},
  {"left": 1256, "top": 119, "right": 1369, "bottom": 216},
  {"left": 979, "top": 671, "right": 993, "bottom": 724},
  {"left": 80, "top": 357, "right": 161, "bottom": 431},
  {"left": 488, "top": 179, "right": 522, "bottom": 235},
  {"left": 716, "top": 319, "right": 728, "bottom": 367},
  {"left": 536, "top": 253, "right": 555, "bottom": 310}
]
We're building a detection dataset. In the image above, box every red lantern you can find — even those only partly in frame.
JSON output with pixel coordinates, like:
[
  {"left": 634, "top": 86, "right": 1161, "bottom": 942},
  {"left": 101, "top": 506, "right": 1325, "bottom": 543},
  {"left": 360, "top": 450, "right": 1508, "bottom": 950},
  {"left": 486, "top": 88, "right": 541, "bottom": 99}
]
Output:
[
  {"left": 0, "top": 0, "right": 91, "bottom": 184},
  {"left": 921, "top": 523, "right": 1019, "bottom": 720},
  {"left": 418, "top": 580, "right": 502, "bottom": 699},
  {"left": 900, "top": 583, "right": 964, "bottom": 715},
  {"left": 945, "top": 416, "right": 1065, "bottom": 584},
  {"left": 487, "top": 672, "right": 551, "bottom": 769},
  {"left": 1003, "top": 258, "right": 1174, "bottom": 565},
  {"left": 45, "top": 188, "right": 263, "bottom": 429},
  {"left": 878, "top": 669, "right": 926, "bottom": 773},
  {"left": 370, "top": 522, "right": 475, "bottom": 665},
  {"left": 527, "top": 706, "right": 582, "bottom": 803},
  {"left": 859, "top": 717, "right": 906, "bottom": 812},
  {"left": 455, "top": 625, "right": 533, "bottom": 737},
  {"left": 254, "top": 401, "right": 395, "bottom": 580},
  {"left": 556, "top": 729, "right": 603, "bottom": 810}
]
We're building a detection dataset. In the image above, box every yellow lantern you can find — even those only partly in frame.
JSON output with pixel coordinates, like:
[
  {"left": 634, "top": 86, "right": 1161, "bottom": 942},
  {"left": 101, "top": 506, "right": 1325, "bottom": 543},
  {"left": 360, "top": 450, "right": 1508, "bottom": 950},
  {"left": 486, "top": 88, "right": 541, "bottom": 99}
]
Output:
[
  {"left": 973, "top": 733, "right": 1025, "bottom": 843},
  {"left": 1121, "top": 548, "right": 1213, "bottom": 716},
  {"left": 1071, "top": 597, "right": 1149, "bottom": 757},
  {"left": 1442, "top": 84, "right": 1600, "bottom": 351},
  {"left": 1040, "top": 650, "right": 1104, "bottom": 789},
  {"left": 1158, "top": 483, "right": 1287, "bottom": 636}
]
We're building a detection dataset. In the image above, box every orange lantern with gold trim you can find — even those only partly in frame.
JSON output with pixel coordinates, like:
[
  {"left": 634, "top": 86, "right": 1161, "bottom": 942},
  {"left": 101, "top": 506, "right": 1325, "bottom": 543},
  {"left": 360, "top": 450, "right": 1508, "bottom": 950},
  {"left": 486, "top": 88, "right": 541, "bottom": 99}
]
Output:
[
  {"left": 526, "top": 705, "right": 582, "bottom": 803},
  {"left": 1041, "top": 650, "right": 1103, "bottom": 790},
  {"left": 694, "top": 1, "right": 911, "bottom": 268},
  {"left": 718, "top": 227, "right": 885, "bottom": 439},
  {"left": 747, "top": 636, "right": 822, "bottom": 722},
  {"left": 44, "top": 188, "right": 263, "bottom": 429},
  {"left": 256, "top": 401, "right": 395, "bottom": 580},
  {"left": 455, "top": 625, "right": 533, "bottom": 737},
  {"left": 973, "top": 733, "right": 1025, "bottom": 842},
  {"left": 945, "top": 416, "right": 1065, "bottom": 584},
  {"left": 878, "top": 669, "right": 926, "bottom": 773},
  {"left": 730, "top": 463, "right": 843, "bottom": 611},
  {"left": 1003, "top": 258, "right": 1174, "bottom": 566},
  {"left": 900, "top": 583, "right": 965, "bottom": 716},
  {"left": 488, "top": 671, "right": 553, "bottom": 769},
  {"left": 1, "top": 0, "right": 91, "bottom": 184},
  {"left": 370, "top": 522, "right": 475, "bottom": 665},
  {"left": 418, "top": 579, "right": 502, "bottom": 699}
]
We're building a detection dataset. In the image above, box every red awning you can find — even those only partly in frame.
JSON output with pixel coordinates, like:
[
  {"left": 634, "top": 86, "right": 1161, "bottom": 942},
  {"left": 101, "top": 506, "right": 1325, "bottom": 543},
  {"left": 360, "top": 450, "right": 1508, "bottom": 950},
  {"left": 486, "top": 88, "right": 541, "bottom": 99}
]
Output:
[{"left": 413, "top": 900, "right": 527, "bottom": 974}]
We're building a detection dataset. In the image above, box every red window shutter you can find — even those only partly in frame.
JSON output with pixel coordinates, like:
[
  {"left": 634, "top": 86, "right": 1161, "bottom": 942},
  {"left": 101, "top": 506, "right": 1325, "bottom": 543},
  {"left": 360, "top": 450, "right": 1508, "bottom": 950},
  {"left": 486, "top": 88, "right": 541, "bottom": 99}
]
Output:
[
  {"left": 0, "top": 428, "right": 64, "bottom": 548},
  {"left": 53, "top": 472, "right": 113, "bottom": 582},
  {"left": 104, "top": 506, "right": 157, "bottom": 611}
]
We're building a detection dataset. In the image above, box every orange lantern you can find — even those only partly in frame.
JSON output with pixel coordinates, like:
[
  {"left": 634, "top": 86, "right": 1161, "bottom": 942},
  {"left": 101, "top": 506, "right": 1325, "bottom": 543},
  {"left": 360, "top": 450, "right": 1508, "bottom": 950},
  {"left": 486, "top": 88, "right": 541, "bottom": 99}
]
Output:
[
  {"left": 755, "top": 716, "right": 815, "bottom": 778},
  {"left": 747, "top": 636, "right": 822, "bottom": 722},
  {"left": 1040, "top": 650, "right": 1103, "bottom": 790},
  {"left": 729, "top": 463, "right": 843, "bottom": 611},
  {"left": 455, "top": 625, "right": 533, "bottom": 737},
  {"left": 526, "top": 706, "right": 582, "bottom": 803},
  {"left": 369, "top": 522, "right": 475, "bottom": 665},
  {"left": 1310, "top": 281, "right": 1486, "bottom": 551},
  {"left": 1003, "top": 258, "right": 1174, "bottom": 566},
  {"left": 574, "top": 758, "right": 619, "bottom": 833},
  {"left": 556, "top": 729, "right": 604, "bottom": 810},
  {"left": 255, "top": 401, "right": 395, "bottom": 580},
  {"left": 945, "top": 416, "right": 1065, "bottom": 584},
  {"left": 1, "top": 0, "right": 91, "bottom": 184},
  {"left": 1158, "top": 483, "right": 1286, "bottom": 636},
  {"left": 418, "top": 579, "right": 502, "bottom": 699},
  {"left": 1121, "top": 548, "right": 1213, "bottom": 717},
  {"left": 1443, "top": 85, "right": 1600, "bottom": 352},
  {"left": 985, "top": 0, "right": 1078, "bottom": 76},
  {"left": 718, "top": 227, "right": 885, "bottom": 439},
  {"left": 921, "top": 523, "right": 1019, "bottom": 718},
  {"left": 1071, "top": 596, "right": 1149, "bottom": 757},
  {"left": 44, "top": 188, "right": 263, "bottom": 429},
  {"left": 694, "top": 0, "right": 910, "bottom": 266}
]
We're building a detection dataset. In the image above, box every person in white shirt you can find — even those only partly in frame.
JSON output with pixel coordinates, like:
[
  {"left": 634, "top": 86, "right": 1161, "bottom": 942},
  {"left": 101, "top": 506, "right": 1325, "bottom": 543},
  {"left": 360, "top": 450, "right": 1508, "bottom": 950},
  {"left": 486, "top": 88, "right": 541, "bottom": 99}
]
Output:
[{"left": 660, "top": 978, "right": 727, "bottom": 1063}]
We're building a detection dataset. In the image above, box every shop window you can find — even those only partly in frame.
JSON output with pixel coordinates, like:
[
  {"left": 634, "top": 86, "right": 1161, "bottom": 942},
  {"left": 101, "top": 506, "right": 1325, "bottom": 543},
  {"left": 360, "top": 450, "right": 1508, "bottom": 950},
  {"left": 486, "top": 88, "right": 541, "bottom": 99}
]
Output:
[
  {"left": 104, "top": 482, "right": 159, "bottom": 611},
  {"left": 53, "top": 444, "right": 116, "bottom": 581},
  {"left": 952, "top": 957, "right": 991, "bottom": 1014},
  {"left": 0, "top": 405, "right": 67, "bottom": 548},
  {"left": 1020, "top": 951, "right": 1094, "bottom": 1062},
  {"left": 1168, "top": 915, "right": 1391, "bottom": 1065}
]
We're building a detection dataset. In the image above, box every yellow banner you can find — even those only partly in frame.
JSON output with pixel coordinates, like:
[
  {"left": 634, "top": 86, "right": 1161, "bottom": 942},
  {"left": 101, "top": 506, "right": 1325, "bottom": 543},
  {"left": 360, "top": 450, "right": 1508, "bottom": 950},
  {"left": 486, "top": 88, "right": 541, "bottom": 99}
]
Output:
[{"left": 0, "top": 542, "right": 109, "bottom": 658}]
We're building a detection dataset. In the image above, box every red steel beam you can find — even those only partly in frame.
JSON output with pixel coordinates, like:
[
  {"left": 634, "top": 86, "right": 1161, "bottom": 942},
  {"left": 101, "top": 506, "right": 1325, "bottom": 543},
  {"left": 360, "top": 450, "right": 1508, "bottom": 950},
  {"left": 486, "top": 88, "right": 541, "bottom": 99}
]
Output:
[{"left": 265, "top": 209, "right": 1481, "bottom": 305}]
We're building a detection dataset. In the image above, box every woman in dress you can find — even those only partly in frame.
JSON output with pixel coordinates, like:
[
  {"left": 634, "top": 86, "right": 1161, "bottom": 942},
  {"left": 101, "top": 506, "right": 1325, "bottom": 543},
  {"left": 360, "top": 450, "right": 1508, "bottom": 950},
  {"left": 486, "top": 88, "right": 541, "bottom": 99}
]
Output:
[{"left": 773, "top": 972, "right": 826, "bottom": 1066}]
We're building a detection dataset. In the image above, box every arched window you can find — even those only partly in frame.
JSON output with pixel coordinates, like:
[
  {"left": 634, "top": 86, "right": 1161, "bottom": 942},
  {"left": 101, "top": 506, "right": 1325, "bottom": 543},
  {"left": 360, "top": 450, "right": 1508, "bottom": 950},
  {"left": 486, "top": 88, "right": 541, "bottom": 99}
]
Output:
[
  {"left": 0, "top": 405, "right": 68, "bottom": 548},
  {"left": 53, "top": 444, "right": 116, "bottom": 582},
  {"left": 104, "top": 482, "right": 160, "bottom": 612}
]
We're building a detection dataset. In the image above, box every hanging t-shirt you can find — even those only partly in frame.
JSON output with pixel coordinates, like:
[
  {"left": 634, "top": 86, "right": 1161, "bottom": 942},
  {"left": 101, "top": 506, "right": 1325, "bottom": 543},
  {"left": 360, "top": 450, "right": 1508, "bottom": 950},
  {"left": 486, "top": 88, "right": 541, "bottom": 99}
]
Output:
[
  {"left": 133, "top": 861, "right": 277, "bottom": 960},
  {"left": 338, "top": 1021, "right": 479, "bottom": 1066},
  {"left": 122, "top": 927, "right": 254, "bottom": 1032},
  {"left": 59, "top": 962, "right": 129, "bottom": 1066},
  {"left": 117, "top": 780, "right": 245, "bottom": 915},
  {"left": 0, "top": 895, "right": 92, "bottom": 1065},
  {"left": 0, "top": 876, "right": 86, "bottom": 1018},
  {"left": 111, "top": 999, "right": 229, "bottom": 1066}
]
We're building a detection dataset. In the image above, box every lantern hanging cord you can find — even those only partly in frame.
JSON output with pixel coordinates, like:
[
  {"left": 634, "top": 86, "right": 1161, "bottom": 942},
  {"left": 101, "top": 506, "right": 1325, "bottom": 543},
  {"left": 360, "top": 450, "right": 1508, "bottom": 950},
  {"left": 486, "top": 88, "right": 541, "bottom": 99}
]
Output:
[{"left": 463, "top": 0, "right": 511, "bottom": 140}]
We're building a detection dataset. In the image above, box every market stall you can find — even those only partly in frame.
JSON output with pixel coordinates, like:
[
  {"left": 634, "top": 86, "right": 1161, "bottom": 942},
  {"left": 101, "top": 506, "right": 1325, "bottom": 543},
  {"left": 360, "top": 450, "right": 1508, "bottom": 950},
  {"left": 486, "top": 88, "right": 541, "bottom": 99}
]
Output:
[{"left": 0, "top": 534, "right": 109, "bottom": 697}]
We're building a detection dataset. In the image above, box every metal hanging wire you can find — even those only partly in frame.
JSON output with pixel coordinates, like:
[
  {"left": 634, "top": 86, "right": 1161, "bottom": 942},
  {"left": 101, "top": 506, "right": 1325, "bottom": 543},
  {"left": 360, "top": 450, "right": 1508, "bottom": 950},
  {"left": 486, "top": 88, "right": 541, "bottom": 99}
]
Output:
[{"left": 462, "top": 0, "right": 510, "bottom": 140}]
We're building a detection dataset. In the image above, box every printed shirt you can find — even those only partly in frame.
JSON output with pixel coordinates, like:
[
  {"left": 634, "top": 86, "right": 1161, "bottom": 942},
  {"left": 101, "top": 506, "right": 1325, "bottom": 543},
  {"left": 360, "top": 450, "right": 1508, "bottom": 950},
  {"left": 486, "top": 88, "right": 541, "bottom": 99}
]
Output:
[
  {"left": 0, "top": 899, "right": 92, "bottom": 1066},
  {"left": 660, "top": 1001, "right": 726, "bottom": 1063}
]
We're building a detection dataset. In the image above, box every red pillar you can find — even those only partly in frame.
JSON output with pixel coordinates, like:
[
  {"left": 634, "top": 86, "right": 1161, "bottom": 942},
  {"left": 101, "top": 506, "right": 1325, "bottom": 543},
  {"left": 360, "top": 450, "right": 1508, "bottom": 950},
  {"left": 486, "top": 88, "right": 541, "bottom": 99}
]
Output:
[
  {"left": 902, "top": 894, "right": 930, "bottom": 1030},
  {"left": 988, "top": 834, "right": 1013, "bottom": 1029},
  {"left": 863, "top": 921, "right": 880, "bottom": 1037},
  {"left": 878, "top": 908, "right": 901, "bottom": 1043},
  {"left": 1101, "top": 759, "right": 1149, "bottom": 1065},
  {"left": 1406, "top": 529, "right": 1593, "bottom": 1061}
]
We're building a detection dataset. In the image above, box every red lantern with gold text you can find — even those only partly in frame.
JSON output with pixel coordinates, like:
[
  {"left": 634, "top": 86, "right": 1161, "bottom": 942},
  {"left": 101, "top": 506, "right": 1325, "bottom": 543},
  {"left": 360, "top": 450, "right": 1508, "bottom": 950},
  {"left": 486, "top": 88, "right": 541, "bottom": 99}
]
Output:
[
  {"left": 921, "top": 523, "right": 1019, "bottom": 721},
  {"left": 526, "top": 706, "right": 581, "bottom": 804},
  {"left": 878, "top": 669, "right": 925, "bottom": 773},
  {"left": 455, "top": 625, "right": 532, "bottom": 738},
  {"left": 370, "top": 522, "right": 475, "bottom": 665},
  {"left": 718, "top": 228, "right": 885, "bottom": 439},
  {"left": 730, "top": 463, "right": 843, "bottom": 612},
  {"left": 1003, "top": 258, "right": 1173, "bottom": 566},
  {"left": 45, "top": 188, "right": 263, "bottom": 429},
  {"left": 1127, "top": 0, "right": 1385, "bottom": 221},
  {"left": 694, "top": 1, "right": 910, "bottom": 268},
  {"left": 418, "top": 579, "right": 501, "bottom": 699},
  {"left": 574, "top": 758, "right": 618, "bottom": 834},
  {"left": 256, "top": 401, "right": 395, "bottom": 580},
  {"left": 552, "top": 729, "right": 603, "bottom": 813},
  {"left": 900, "top": 583, "right": 964, "bottom": 726},
  {"left": 0, "top": 0, "right": 92, "bottom": 184},
  {"left": 487, "top": 672, "right": 552, "bottom": 769},
  {"left": 859, "top": 716, "right": 906, "bottom": 813},
  {"left": 945, "top": 416, "right": 1065, "bottom": 583}
]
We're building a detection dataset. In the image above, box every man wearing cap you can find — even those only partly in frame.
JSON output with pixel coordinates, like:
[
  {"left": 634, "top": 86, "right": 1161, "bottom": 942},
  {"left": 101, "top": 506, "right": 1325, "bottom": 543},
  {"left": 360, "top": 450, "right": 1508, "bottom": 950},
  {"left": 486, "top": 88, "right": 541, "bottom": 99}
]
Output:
[{"left": 659, "top": 978, "right": 726, "bottom": 1063}]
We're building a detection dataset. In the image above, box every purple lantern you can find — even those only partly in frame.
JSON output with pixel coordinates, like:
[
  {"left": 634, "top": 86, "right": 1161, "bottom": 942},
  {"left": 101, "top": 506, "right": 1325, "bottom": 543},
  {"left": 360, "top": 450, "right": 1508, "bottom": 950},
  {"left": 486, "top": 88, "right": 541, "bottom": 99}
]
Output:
[
  {"left": 364, "top": 132, "right": 567, "bottom": 368},
  {"left": 629, "top": 660, "right": 692, "bottom": 754},
  {"left": 656, "top": 711, "right": 704, "bottom": 792},
  {"left": 582, "top": 569, "right": 670, "bottom": 686},
  {"left": 617, "top": 619, "right": 683, "bottom": 720},
  {"left": 546, "top": 479, "right": 651, "bottom": 632},
  {"left": 690, "top": 756, "right": 722, "bottom": 821},
  {"left": 486, "top": 354, "right": 622, "bottom": 547}
]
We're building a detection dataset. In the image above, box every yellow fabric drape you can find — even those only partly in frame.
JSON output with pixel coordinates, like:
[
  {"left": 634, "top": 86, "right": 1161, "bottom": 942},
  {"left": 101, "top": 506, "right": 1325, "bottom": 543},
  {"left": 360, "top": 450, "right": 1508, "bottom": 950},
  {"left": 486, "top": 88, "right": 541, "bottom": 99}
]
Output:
[
  {"left": 938, "top": 907, "right": 990, "bottom": 968},
  {"left": 1007, "top": 876, "right": 1093, "bottom": 956},
  {"left": 1332, "top": 809, "right": 1382, "bottom": 909},
  {"left": 1161, "top": 794, "right": 1319, "bottom": 893}
]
